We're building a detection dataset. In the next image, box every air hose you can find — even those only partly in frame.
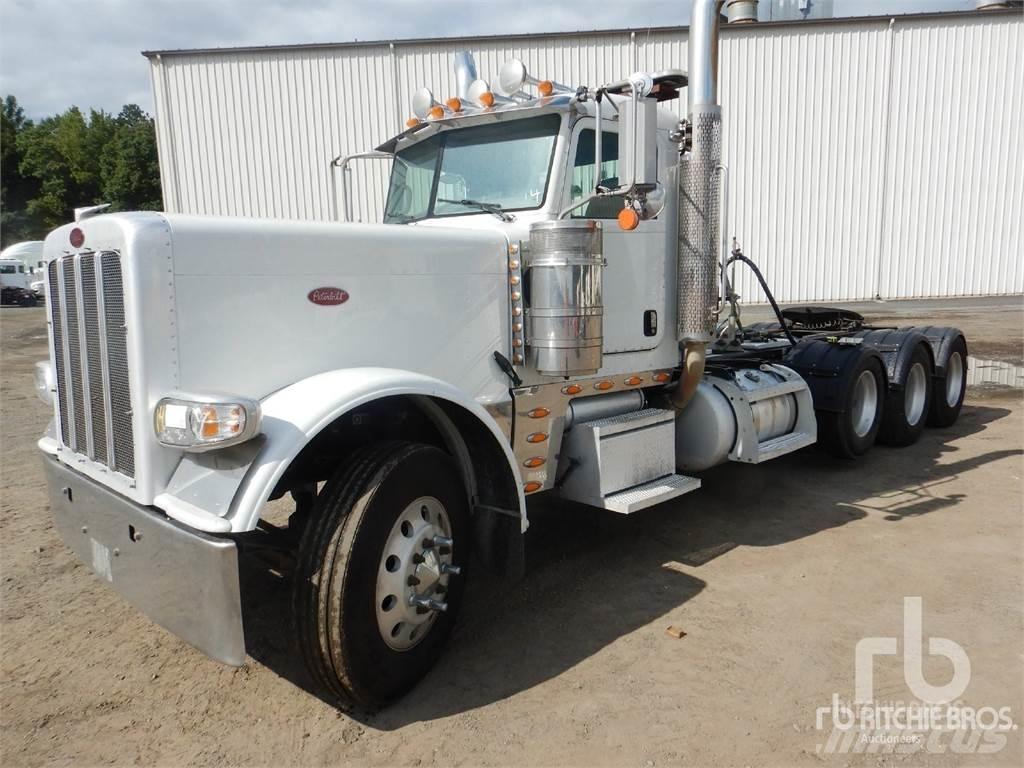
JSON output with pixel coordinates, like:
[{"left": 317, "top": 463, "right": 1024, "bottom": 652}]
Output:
[{"left": 726, "top": 251, "right": 796, "bottom": 346}]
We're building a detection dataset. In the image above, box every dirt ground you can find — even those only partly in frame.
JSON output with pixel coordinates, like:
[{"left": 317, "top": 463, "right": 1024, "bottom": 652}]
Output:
[{"left": 2, "top": 298, "right": 1022, "bottom": 768}]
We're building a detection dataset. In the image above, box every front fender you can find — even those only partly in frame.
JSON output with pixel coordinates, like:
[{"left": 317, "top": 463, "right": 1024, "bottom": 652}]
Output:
[{"left": 221, "top": 367, "right": 524, "bottom": 533}]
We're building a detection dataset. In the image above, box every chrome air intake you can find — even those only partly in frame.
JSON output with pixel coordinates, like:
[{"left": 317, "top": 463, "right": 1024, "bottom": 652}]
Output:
[
  {"left": 677, "top": 0, "right": 726, "bottom": 344},
  {"left": 526, "top": 219, "right": 605, "bottom": 377}
]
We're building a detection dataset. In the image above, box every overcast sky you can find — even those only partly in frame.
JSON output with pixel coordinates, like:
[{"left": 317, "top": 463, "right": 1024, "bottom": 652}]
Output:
[{"left": 1, "top": 0, "right": 974, "bottom": 119}]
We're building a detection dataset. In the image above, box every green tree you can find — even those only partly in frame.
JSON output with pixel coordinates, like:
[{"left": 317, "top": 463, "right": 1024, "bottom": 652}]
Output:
[
  {"left": 5, "top": 100, "right": 162, "bottom": 243},
  {"left": 100, "top": 105, "right": 162, "bottom": 211},
  {"left": 1, "top": 95, "right": 40, "bottom": 246}
]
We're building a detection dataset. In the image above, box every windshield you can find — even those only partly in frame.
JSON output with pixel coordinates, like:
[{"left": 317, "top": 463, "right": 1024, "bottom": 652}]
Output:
[{"left": 383, "top": 114, "right": 561, "bottom": 223}]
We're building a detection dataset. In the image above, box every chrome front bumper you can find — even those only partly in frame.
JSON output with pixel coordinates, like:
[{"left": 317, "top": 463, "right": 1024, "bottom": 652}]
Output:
[{"left": 43, "top": 455, "right": 246, "bottom": 665}]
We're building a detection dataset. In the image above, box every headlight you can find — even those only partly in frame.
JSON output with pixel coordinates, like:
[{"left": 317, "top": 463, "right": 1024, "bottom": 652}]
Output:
[
  {"left": 34, "top": 361, "right": 55, "bottom": 405},
  {"left": 154, "top": 395, "right": 261, "bottom": 451}
]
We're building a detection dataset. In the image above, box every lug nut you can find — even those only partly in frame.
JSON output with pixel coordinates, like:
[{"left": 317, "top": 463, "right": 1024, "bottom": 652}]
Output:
[
  {"left": 411, "top": 595, "right": 448, "bottom": 612},
  {"left": 441, "top": 563, "right": 461, "bottom": 576},
  {"left": 432, "top": 535, "right": 454, "bottom": 548}
]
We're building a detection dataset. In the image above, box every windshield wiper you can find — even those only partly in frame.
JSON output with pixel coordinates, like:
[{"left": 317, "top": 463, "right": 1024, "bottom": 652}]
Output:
[{"left": 437, "top": 198, "right": 514, "bottom": 222}]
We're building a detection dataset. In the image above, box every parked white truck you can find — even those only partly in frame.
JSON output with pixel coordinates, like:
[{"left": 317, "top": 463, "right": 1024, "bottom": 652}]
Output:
[{"left": 36, "top": 0, "right": 968, "bottom": 708}]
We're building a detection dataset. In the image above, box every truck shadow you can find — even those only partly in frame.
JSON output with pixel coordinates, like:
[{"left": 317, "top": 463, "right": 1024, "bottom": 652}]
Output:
[{"left": 238, "top": 402, "right": 1017, "bottom": 727}]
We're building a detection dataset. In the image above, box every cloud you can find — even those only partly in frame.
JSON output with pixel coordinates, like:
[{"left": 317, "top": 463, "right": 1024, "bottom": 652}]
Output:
[
  {"left": 0, "top": 0, "right": 685, "bottom": 117},
  {"left": 0, "top": 0, "right": 971, "bottom": 119}
]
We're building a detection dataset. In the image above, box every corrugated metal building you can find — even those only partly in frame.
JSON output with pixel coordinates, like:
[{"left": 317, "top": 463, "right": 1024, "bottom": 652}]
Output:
[{"left": 145, "top": 10, "right": 1023, "bottom": 303}]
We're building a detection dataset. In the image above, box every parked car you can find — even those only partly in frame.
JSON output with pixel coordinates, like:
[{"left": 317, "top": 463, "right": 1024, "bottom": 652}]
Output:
[{"left": 1, "top": 242, "right": 46, "bottom": 301}]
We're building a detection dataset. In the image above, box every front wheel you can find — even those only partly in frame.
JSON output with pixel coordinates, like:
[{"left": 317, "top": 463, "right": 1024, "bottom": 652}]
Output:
[{"left": 292, "top": 442, "right": 469, "bottom": 708}]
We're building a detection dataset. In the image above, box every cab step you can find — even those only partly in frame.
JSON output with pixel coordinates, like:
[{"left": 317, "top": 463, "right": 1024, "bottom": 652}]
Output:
[
  {"left": 754, "top": 430, "right": 816, "bottom": 462},
  {"left": 603, "top": 473, "right": 702, "bottom": 514}
]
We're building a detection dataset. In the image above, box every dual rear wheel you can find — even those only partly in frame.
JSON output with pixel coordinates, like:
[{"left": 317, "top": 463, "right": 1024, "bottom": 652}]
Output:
[
  {"left": 818, "top": 336, "right": 966, "bottom": 459},
  {"left": 877, "top": 344, "right": 933, "bottom": 447},
  {"left": 816, "top": 355, "right": 886, "bottom": 458},
  {"left": 929, "top": 337, "right": 968, "bottom": 427}
]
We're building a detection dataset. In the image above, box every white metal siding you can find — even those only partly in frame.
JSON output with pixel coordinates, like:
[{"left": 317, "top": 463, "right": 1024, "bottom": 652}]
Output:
[
  {"left": 879, "top": 16, "right": 1024, "bottom": 299},
  {"left": 149, "top": 13, "right": 1023, "bottom": 302}
]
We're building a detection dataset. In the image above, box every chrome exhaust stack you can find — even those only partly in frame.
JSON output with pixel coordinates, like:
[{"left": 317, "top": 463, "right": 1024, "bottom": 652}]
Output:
[
  {"left": 678, "top": 0, "right": 725, "bottom": 346},
  {"left": 453, "top": 51, "right": 479, "bottom": 101},
  {"left": 672, "top": 0, "right": 735, "bottom": 409}
]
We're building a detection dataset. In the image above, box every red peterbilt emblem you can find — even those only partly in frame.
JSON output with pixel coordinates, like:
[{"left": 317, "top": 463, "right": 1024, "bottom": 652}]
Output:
[{"left": 308, "top": 287, "right": 349, "bottom": 306}]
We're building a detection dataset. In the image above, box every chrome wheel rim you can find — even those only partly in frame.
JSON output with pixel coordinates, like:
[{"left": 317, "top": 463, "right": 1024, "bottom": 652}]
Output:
[
  {"left": 945, "top": 352, "right": 964, "bottom": 407},
  {"left": 904, "top": 361, "right": 928, "bottom": 427},
  {"left": 375, "top": 496, "right": 453, "bottom": 651},
  {"left": 851, "top": 369, "right": 879, "bottom": 438}
]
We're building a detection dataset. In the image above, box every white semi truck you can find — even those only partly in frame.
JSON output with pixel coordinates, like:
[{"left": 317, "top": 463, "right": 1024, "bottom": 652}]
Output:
[{"left": 36, "top": 0, "right": 968, "bottom": 708}]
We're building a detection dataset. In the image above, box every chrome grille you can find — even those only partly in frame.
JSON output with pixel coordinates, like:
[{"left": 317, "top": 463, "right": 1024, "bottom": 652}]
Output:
[
  {"left": 48, "top": 251, "right": 135, "bottom": 478},
  {"left": 80, "top": 254, "right": 108, "bottom": 465},
  {"left": 47, "top": 261, "right": 70, "bottom": 438},
  {"left": 62, "top": 258, "right": 86, "bottom": 450},
  {"left": 102, "top": 252, "right": 134, "bottom": 477}
]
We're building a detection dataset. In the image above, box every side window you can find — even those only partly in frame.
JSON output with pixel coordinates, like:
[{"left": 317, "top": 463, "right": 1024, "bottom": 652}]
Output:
[
  {"left": 570, "top": 129, "right": 625, "bottom": 219},
  {"left": 384, "top": 135, "right": 440, "bottom": 223}
]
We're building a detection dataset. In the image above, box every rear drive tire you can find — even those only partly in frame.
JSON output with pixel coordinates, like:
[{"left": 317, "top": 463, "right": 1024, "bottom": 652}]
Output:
[
  {"left": 817, "top": 356, "right": 885, "bottom": 459},
  {"left": 878, "top": 343, "right": 933, "bottom": 447},
  {"left": 928, "top": 335, "right": 967, "bottom": 428},
  {"left": 292, "top": 441, "right": 469, "bottom": 709}
]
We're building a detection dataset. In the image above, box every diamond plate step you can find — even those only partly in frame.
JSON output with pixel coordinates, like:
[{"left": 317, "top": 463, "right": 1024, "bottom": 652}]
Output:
[
  {"left": 602, "top": 473, "right": 702, "bottom": 514},
  {"left": 755, "top": 431, "right": 816, "bottom": 462}
]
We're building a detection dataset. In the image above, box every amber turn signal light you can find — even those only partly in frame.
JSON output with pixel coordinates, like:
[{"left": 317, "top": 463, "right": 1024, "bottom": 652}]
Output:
[{"left": 618, "top": 207, "right": 640, "bottom": 231}]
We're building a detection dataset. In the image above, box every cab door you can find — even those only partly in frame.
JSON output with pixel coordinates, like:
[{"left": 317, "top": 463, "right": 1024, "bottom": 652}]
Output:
[{"left": 563, "top": 120, "right": 666, "bottom": 354}]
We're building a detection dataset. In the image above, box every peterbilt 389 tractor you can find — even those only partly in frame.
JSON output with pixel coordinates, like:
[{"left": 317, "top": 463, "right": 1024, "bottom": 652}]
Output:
[{"left": 36, "top": 0, "right": 968, "bottom": 708}]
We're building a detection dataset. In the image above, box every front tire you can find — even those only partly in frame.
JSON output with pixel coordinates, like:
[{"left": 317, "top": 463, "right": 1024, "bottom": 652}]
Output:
[{"left": 292, "top": 442, "right": 469, "bottom": 708}]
